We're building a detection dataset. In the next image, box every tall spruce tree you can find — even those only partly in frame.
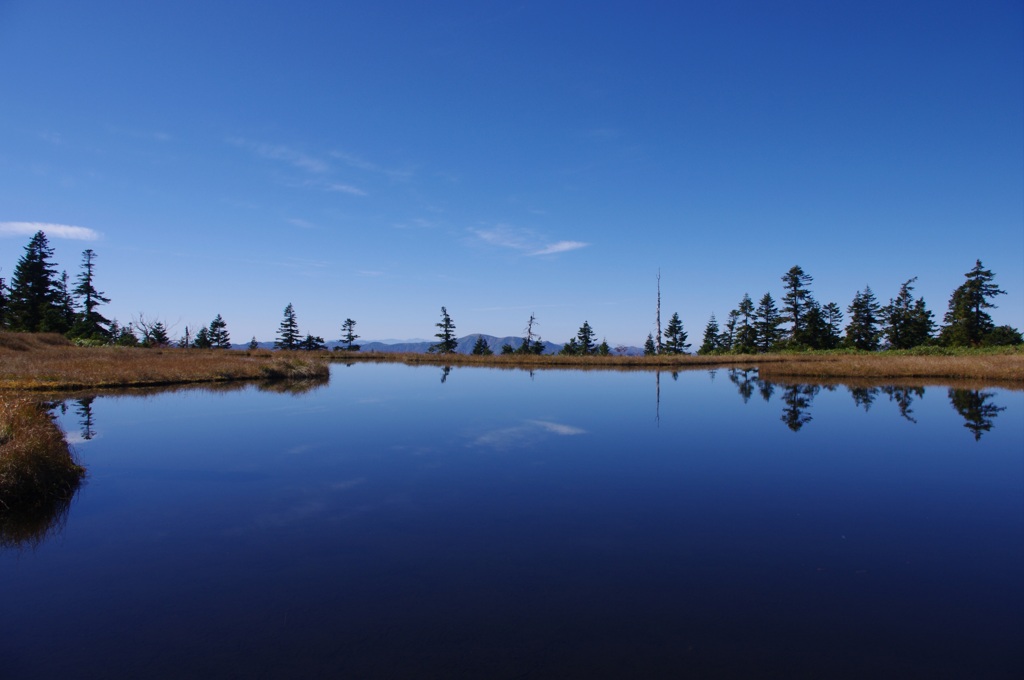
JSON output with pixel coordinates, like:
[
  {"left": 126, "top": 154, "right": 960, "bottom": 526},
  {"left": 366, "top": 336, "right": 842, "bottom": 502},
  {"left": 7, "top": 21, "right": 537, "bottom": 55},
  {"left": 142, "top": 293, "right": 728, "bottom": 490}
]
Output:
[
  {"left": 845, "top": 287, "right": 882, "bottom": 350},
  {"left": 71, "top": 248, "right": 111, "bottom": 340},
  {"left": 275, "top": 303, "right": 300, "bottom": 350},
  {"left": 698, "top": 314, "right": 721, "bottom": 355},
  {"left": 735, "top": 294, "right": 757, "bottom": 353},
  {"left": 45, "top": 270, "right": 76, "bottom": 333},
  {"left": 940, "top": 260, "right": 1006, "bottom": 346},
  {"left": 7, "top": 230, "right": 60, "bottom": 332},
  {"left": 719, "top": 309, "right": 739, "bottom": 351},
  {"left": 823, "top": 302, "right": 844, "bottom": 349},
  {"left": 754, "top": 293, "right": 783, "bottom": 352},
  {"left": 208, "top": 314, "right": 231, "bottom": 348},
  {"left": 781, "top": 265, "right": 814, "bottom": 343},
  {"left": 884, "top": 278, "right": 934, "bottom": 349},
  {"left": 340, "top": 318, "right": 360, "bottom": 351},
  {"left": 662, "top": 312, "right": 690, "bottom": 354},
  {"left": 429, "top": 306, "right": 458, "bottom": 353}
]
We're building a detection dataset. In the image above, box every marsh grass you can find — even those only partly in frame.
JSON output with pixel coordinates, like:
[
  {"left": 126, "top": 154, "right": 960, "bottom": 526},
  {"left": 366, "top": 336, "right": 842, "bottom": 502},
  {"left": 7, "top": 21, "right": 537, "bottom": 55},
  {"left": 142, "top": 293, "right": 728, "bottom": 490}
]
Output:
[
  {"left": 337, "top": 347, "right": 1024, "bottom": 387},
  {"left": 0, "top": 398, "right": 85, "bottom": 548},
  {"left": 0, "top": 332, "right": 329, "bottom": 391}
]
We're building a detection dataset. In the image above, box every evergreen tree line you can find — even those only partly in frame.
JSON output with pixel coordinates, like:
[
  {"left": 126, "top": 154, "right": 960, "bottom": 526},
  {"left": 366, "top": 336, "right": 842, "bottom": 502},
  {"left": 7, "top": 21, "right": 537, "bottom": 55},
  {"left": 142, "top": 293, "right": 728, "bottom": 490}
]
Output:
[
  {"left": 5, "top": 232, "right": 1019, "bottom": 355},
  {"left": 695, "top": 263, "right": 1021, "bottom": 355}
]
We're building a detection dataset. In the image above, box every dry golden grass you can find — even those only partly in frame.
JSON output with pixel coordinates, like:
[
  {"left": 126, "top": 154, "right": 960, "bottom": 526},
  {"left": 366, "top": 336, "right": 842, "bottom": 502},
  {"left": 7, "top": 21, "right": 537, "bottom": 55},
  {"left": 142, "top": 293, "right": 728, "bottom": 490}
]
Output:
[
  {"left": 0, "top": 331, "right": 329, "bottom": 391},
  {"left": 0, "top": 397, "right": 86, "bottom": 547},
  {"left": 339, "top": 348, "right": 1024, "bottom": 388}
]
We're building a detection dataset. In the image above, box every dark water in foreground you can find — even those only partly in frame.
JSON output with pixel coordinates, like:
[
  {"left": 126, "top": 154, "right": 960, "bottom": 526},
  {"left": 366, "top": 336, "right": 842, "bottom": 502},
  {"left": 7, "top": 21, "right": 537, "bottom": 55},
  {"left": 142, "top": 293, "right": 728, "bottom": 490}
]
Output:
[{"left": 2, "top": 364, "right": 1022, "bottom": 679}]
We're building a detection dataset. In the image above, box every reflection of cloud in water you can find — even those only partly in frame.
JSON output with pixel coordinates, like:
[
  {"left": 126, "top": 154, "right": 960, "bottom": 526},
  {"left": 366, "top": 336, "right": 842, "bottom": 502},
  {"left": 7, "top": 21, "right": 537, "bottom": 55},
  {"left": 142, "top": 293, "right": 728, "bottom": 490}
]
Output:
[
  {"left": 472, "top": 419, "right": 586, "bottom": 450},
  {"left": 233, "top": 477, "right": 370, "bottom": 532}
]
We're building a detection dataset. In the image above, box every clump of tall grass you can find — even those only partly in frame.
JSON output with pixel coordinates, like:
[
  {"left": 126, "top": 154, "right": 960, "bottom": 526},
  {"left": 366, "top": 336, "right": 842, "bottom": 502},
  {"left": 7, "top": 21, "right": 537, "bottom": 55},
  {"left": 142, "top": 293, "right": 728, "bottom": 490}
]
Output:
[
  {"left": 0, "top": 398, "right": 86, "bottom": 548},
  {"left": 258, "top": 356, "right": 331, "bottom": 380}
]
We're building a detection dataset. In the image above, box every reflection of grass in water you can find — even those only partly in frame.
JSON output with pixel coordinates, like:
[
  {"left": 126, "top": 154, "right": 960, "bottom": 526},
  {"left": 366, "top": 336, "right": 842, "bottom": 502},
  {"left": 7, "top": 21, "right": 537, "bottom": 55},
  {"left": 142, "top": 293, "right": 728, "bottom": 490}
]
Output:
[{"left": 0, "top": 398, "right": 85, "bottom": 548}]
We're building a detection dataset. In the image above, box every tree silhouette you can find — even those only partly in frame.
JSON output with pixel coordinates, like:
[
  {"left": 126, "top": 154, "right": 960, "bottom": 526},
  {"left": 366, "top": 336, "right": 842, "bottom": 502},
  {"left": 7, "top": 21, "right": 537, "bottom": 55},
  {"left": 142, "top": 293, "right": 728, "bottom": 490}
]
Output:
[
  {"left": 275, "top": 303, "right": 300, "bottom": 350},
  {"left": 429, "top": 306, "right": 458, "bottom": 353}
]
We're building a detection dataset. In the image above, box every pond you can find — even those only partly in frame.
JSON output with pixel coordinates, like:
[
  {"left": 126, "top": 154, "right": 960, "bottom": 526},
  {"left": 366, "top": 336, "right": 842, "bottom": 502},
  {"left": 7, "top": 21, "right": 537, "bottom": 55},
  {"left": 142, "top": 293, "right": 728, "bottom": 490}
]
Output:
[{"left": 2, "top": 364, "right": 1022, "bottom": 679}]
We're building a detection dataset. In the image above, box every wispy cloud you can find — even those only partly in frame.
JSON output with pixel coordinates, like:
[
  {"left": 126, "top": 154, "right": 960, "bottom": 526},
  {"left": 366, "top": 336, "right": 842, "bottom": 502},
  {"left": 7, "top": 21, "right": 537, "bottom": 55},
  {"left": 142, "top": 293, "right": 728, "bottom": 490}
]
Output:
[
  {"left": 471, "top": 225, "right": 589, "bottom": 257},
  {"left": 330, "top": 150, "right": 413, "bottom": 180},
  {"left": 531, "top": 240, "right": 588, "bottom": 256},
  {"left": 0, "top": 221, "right": 100, "bottom": 240},
  {"left": 325, "top": 182, "right": 367, "bottom": 196},
  {"left": 227, "top": 137, "right": 329, "bottom": 173},
  {"left": 287, "top": 218, "right": 316, "bottom": 229}
]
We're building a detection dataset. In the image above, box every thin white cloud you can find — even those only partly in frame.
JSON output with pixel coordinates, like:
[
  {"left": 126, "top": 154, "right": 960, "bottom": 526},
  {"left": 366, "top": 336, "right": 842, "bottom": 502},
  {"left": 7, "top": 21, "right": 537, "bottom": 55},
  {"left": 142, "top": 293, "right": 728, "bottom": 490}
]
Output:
[
  {"left": 471, "top": 225, "right": 588, "bottom": 257},
  {"left": 0, "top": 221, "right": 101, "bottom": 240},
  {"left": 227, "top": 137, "right": 329, "bottom": 173},
  {"left": 287, "top": 218, "right": 316, "bottom": 229},
  {"left": 531, "top": 240, "right": 589, "bottom": 256},
  {"left": 330, "top": 150, "right": 413, "bottom": 180},
  {"left": 325, "top": 182, "right": 367, "bottom": 196}
]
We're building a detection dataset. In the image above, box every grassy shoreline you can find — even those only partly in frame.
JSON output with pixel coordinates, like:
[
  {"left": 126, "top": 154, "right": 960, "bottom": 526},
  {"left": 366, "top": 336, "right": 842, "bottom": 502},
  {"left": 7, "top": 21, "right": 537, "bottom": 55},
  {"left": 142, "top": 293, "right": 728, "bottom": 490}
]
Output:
[
  {"left": 339, "top": 347, "right": 1024, "bottom": 387},
  {"left": 0, "top": 332, "right": 329, "bottom": 391},
  {"left": 2, "top": 332, "right": 1021, "bottom": 391}
]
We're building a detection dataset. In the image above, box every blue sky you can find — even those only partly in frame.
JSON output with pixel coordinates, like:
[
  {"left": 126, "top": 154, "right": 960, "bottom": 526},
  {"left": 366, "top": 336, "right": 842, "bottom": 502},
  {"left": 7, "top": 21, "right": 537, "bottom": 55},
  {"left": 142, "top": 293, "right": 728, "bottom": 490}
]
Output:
[{"left": 1, "top": 0, "right": 1021, "bottom": 346}]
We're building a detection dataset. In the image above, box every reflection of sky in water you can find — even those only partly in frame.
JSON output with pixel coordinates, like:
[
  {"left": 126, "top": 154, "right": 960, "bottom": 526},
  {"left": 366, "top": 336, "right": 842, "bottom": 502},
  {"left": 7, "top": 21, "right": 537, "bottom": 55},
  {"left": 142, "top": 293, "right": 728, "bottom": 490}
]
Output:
[{"left": 5, "top": 364, "right": 1022, "bottom": 679}]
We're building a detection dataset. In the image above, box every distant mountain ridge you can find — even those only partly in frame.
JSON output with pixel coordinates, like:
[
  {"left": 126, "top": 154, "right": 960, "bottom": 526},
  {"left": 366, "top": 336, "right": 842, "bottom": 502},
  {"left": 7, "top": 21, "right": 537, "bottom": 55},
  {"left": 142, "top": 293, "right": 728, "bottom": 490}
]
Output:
[
  {"left": 235, "top": 335, "right": 644, "bottom": 355},
  {"left": 359, "top": 335, "right": 564, "bottom": 355}
]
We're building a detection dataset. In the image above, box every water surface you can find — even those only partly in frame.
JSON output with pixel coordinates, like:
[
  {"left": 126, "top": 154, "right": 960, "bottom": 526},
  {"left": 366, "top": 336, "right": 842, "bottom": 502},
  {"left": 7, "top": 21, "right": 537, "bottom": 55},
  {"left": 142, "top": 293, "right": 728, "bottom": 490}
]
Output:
[{"left": 2, "top": 364, "right": 1022, "bottom": 678}]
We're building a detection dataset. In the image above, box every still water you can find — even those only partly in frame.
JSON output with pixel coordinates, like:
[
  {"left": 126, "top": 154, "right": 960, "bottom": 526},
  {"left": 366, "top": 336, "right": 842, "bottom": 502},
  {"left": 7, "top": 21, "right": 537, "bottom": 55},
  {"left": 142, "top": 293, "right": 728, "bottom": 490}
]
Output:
[{"left": 2, "top": 364, "right": 1022, "bottom": 678}]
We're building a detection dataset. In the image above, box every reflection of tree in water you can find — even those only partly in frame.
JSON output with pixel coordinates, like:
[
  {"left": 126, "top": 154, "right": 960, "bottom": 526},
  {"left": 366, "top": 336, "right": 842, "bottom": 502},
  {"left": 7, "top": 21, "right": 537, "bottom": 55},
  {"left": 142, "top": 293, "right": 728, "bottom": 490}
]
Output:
[
  {"left": 948, "top": 389, "right": 1006, "bottom": 441},
  {"left": 74, "top": 397, "right": 96, "bottom": 440},
  {"left": 780, "top": 384, "right": 818, "bottom": 432},
  {"left": 848, "top": 386, "right": 879, "bottom": 411},
  {"left": 440, "top": 365, "right": 452, "bottom": 384},
  {"left": 881, "top": 386, "right": 925, "bottom": 423},
  {"left": 728, "top": 368, "right": 759, "bottom": 403},
  {"left": 758, "top": 379, "right": 775, "bottom": 402}
]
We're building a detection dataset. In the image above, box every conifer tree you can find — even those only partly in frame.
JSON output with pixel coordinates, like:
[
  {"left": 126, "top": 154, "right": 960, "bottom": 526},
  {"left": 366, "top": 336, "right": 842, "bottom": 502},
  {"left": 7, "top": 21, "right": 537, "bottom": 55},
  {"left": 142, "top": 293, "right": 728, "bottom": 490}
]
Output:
[
  {"left": 71, "top": 248, "right": 111, "bottom": 340},
  {"left": 471, "top": 335, "right": 493, "bottom": 355},
  {"left": 429, "top": 306, "right": 458, "bottom": 353},
  {"left": 597, "top": 339, "right": 611, "bottom": 356},
  {"left": 698, "top": 314, "right": 720, "bottom": 355},
  {"left": 754, "top": 293, "right": 783, "bottom": 352},
  {"left": 560, "top": 337, "right": 581, "bottom": 355},
  {"left": 45, "top": 270, "right": 76, "bottom": 333},
  {"left": 735, "top": 294, "right": 757, "bottom": 353},
  {"left": 248, "top": 336, "right": 259, "bottom": 350},
  {"left": 340, "top": 318, "right": 360, "bottom": 351},
  {"left": 299, "top": 333, "right": 326, "bottom": 351},
  {"left": 800, "top": 300, "right": 831, "bottom": 350},
  {"left": 7, "top": 231, "right": 60, "bottom": 332},
  {"left": 823, "top": 302, "right": 844, "bottom": 349},
  {"left": 845, "top": 287, "right": 882, "bottom": 350},
  {"left": 275, "top": 303, "right": 300, "bottom": 350},
  {"left": 146, "top": 322, "right": 170, "bottom": 347},
  {"left": 0, "top": 274, "right": 8, "bottom": 328},
  {"left": 575, "top": 321, "right": 596, "bottom": 355},
  {"left": 208, "top": 314, "right": 231, "bottom": 348},
  {"left": 884, "top": 278, "right": 934, "bottom": 349},
  {"left": 643, "top": 333, "right": 657, "bottom": 356},
  {"left": 781, "top": 265, "right": 813, "bottom": 343},
  {"left": 662, "top": 312, "right": 690, "bottom": 354},
  {"left": 193, "top": 326, "right": 212, "bottom": 349},
  {"left": 719, "top": 310, "right": 739, "bottom": 351},
  {"left": 940, "top": 260, "right": 1006, "bottom": 346}
]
